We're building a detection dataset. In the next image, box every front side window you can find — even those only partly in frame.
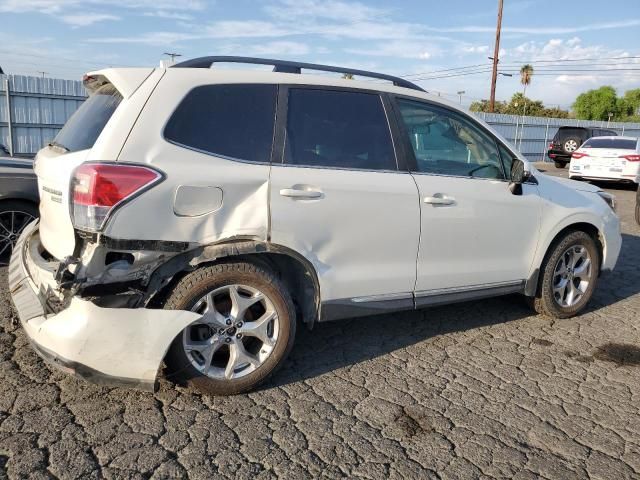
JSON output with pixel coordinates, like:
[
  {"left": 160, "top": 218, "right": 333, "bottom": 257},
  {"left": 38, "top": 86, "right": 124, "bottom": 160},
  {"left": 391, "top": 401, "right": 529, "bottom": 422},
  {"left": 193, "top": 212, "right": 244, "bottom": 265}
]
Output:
[
  {"left": 397, "top": 99, "right": 504, "bottom": 179},
  {"left": 164, "top": 84, "right": 277, "bottom": 163},
  {"left": 284, "top": 89, "right": 396, "bottom": 171}
]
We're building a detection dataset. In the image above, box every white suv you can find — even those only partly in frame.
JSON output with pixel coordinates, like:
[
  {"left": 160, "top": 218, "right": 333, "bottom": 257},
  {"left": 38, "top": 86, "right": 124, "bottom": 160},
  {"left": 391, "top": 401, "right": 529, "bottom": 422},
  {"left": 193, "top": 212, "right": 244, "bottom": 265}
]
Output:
[{"left": 10, "top": 57, "right": 621, "bottom": 395}]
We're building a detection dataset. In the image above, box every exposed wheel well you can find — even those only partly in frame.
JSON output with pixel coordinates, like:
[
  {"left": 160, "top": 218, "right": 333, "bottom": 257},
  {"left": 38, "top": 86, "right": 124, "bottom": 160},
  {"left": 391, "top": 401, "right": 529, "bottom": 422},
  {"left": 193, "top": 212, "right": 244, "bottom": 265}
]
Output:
[
  {"left": 229, "top": 253, "right": 320, "bottom": 328},
  {"left": 150, "top": 246, "right": 320, "bottom": 328}
]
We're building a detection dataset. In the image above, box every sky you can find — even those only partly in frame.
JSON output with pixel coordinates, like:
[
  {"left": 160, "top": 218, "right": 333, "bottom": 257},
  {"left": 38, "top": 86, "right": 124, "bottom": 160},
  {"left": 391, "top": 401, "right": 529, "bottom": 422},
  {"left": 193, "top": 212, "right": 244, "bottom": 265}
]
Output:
[{"left": 0, "top": 0, "right": 639, "bottom": 109}]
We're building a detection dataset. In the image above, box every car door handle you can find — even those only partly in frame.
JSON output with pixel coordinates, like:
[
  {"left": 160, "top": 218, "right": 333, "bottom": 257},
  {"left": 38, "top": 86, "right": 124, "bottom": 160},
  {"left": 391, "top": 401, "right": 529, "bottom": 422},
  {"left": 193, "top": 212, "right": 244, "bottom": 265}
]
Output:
[
  {"left": 424, "top": 195, "right": 455, "bottom": 206},
  {"left": 279, "top": 188, "right": 323, "bottom": 199}
]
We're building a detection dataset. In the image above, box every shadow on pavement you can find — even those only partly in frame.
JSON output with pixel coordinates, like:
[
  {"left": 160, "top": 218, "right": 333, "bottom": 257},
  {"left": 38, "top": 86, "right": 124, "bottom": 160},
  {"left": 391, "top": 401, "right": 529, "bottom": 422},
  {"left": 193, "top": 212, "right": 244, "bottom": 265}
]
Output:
[{"left": 269, "top": 231, "right": 640, "bottom": 389}]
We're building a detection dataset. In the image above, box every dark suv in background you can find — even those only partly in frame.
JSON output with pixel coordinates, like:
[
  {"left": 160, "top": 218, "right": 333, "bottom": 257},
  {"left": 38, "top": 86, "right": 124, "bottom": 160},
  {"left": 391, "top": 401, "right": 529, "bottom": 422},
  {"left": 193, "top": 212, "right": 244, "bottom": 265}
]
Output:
[{"left": 548, "top": 126, "right": 617, "bottom": 168}]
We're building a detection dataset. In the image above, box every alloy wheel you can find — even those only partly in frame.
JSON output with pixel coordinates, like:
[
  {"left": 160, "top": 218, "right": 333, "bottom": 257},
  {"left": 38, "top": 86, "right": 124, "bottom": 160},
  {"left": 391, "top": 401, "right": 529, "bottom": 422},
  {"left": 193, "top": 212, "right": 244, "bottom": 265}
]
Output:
[
  {"left": 564, "top": 139, "right": 578, "bottom": 152},
  {"left": 552, "top": 245, "right": 592, "bottom": 308},
  {"left": 0, "top": 210, "right": 36, "bottom": 257},
  {"left": 182, "top": 284, "right": 279, "bottom": 380}
]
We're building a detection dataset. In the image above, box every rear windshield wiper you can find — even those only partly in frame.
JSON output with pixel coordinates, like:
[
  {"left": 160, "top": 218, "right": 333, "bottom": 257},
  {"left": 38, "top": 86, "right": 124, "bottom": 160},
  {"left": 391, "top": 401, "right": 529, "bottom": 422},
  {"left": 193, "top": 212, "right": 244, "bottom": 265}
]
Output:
[{"left": 48, "top": 141, "right": 70, "bottom": 153}]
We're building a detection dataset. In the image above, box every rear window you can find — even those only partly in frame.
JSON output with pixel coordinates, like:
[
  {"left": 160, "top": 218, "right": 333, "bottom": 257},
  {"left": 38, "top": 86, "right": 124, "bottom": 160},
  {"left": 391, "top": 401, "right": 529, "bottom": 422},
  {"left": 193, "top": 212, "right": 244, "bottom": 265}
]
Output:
[
  {"left": 54, "top": 84, "right": 122, "bottom": 152},
  {"left": 164, "top": 84, "right": 277, "bottom": 163},
  {"left": 581, "top": 138, "right": 637, "bottom": 149},
  {"left": 553, "top": 127, "right": 586, "bottom": 141}
]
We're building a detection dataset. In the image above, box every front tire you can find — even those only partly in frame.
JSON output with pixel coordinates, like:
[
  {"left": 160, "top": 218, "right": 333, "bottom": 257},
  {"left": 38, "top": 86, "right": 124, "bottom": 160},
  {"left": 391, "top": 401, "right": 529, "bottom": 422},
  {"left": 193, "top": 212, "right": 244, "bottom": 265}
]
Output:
[
  {"left": 531, "top": 231, "right": 600, "bottom": 318},
  {"left": 164, "top": 261, "right": 296, "bottom": 395}
]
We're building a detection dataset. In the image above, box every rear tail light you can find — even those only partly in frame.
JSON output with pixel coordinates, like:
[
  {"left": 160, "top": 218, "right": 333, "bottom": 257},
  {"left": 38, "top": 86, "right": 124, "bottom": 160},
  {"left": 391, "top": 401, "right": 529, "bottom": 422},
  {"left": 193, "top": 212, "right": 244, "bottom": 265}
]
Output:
[
  {"left": 620, "top": 154, "right": 640, "bottom": 162},
  {"left": 572, "top": 152, "right": 589, "bottom": 159},
  {"left": 548, "top": 143, "right": 554, "bottom": 149},
  {"left": 71, "top": 162, "right": 162, "bottom": 232}
]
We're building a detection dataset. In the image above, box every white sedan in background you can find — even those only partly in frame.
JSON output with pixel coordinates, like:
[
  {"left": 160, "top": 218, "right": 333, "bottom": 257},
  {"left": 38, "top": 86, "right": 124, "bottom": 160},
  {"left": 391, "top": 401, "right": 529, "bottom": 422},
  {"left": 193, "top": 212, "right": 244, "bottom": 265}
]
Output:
[{"left": 569, "top": 136, "right": 640, "bottom": 184}]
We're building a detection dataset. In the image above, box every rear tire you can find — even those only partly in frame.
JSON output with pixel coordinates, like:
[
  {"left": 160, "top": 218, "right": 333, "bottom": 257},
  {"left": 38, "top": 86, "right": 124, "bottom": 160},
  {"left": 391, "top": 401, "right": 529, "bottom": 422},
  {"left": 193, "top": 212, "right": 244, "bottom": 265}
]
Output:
[
  {"left": 164, "top": 261, "right": 296, "bottom": 395},
  {"left": 554, "top": 161, "right": 567, "bottom": 169},
  {"left": 530, "top": 231, "right": 600, "bottom": 319}
]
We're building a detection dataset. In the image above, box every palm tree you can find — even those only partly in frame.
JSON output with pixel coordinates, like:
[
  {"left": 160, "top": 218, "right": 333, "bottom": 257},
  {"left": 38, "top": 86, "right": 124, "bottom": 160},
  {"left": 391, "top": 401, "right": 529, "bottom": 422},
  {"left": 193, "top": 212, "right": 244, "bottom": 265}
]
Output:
[{"left": 518, "top": 64, "right": 534, "bottom": 148}]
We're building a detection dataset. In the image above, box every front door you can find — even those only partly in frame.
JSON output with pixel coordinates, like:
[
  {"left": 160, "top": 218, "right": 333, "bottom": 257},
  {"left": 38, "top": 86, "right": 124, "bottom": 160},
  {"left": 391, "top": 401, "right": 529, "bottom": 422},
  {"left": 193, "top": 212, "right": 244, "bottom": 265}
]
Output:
[
  {"left": 393, "top": 97, "right": 542, "bottom": 296},
  {"left": 269, "top": 87, "right": 420, "bottom": 314}
]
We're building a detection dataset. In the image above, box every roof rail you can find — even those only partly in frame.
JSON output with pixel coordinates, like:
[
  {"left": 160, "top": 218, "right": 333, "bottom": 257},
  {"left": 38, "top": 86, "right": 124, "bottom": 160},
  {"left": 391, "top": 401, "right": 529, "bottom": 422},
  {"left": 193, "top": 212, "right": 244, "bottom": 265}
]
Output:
[{"left": 171, "top": 56, "right": 425, "bottom": 92}]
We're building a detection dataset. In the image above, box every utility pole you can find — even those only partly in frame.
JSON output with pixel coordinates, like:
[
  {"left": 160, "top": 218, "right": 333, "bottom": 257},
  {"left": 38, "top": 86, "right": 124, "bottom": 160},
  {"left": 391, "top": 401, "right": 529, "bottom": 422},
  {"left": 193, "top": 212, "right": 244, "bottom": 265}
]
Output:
[
  {"left": 489, "top": 0, "right": 504, "bottom": 113},
  {"left": 457, "top": 90, "right": 465, "bottom": 105},
  {"left": 163, "top": 52, "right": 182, "bottom": 64},
  {"left": 37, "top": 71, "right": 48, "bottom": 78}
]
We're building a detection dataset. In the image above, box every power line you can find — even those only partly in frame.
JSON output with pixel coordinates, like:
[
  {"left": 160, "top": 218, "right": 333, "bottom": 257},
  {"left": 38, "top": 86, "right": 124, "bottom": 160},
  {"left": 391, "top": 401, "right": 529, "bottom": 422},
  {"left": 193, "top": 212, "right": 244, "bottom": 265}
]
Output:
[{"left": 401, "top": 55, "right": 640, "bottom": 79}]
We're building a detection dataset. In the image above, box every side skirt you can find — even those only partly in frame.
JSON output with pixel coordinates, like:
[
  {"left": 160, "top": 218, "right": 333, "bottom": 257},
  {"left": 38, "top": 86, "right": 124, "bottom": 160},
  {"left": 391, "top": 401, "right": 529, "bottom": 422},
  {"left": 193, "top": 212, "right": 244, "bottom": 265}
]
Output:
[{"left": 320, "top": 281, "right": 525, "bottom": 322}]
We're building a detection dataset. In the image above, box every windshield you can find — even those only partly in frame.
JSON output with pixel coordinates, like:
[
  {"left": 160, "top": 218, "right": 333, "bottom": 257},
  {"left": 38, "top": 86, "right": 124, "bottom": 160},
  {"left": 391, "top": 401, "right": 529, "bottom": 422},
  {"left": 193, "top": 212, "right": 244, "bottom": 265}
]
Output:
[
  {"left": 53, "top": 84, "right": 122, "bottom": 153},
  {"left": 582, "top": 138, "right": 637, "bottom": 149}
]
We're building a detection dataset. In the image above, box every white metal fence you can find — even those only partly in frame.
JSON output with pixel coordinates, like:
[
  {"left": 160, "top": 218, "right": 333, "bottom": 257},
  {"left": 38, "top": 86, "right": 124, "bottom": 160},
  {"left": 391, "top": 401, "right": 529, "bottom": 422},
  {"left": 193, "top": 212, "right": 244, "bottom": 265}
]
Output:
[
  {"left": 2, "top": 73, "right": 640, "bottom": 159},
  {"left": 0, "top": 74, "right": 86, "bottom": 156}
]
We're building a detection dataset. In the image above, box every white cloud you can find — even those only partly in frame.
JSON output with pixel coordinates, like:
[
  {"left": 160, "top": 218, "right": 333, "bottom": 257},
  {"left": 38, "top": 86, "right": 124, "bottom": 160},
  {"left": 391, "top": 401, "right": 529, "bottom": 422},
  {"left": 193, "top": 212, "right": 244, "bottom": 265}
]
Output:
[
  {"left": 219, "top": 41, "right": 310, "bottom": 56},
  {"left": 60, "top": 13, "right": 119, "bottom": 27},
  {"left": 143, "top": 11, "right": 194, "bottom": 21},
  {"left": 421, "top": 19, "right": 640, "bottom": 35},
  {"left": 461, "top": 45, "right": 490, "bottom": 54},
  {"left": 0, "top": 0, "right": 204, "bottom": 26},
  {"left": 346, "top": 41, "right": 439, "bottom": 60},
  {"left": 265, "top": 0, "right": 387, "bottom": 23}
]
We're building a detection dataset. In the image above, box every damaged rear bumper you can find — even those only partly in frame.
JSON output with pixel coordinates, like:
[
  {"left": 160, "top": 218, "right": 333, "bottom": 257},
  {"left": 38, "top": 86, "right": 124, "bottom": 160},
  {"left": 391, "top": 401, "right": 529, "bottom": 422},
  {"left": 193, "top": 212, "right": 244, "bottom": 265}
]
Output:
[{"left": 8, "top": 221, "right": 199, "bottom": 391}]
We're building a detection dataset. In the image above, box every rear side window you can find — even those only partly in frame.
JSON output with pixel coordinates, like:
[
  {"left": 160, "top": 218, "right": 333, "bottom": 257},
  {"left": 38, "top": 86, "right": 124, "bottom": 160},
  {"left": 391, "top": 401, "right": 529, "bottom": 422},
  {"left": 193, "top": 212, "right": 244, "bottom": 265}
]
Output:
[
  {"left": 164, "top": 84, "right": 277, "bottom": 163},
  {"left": 283, "top": 89, "right": 396, "bottom": 171},
  {"left": 54, "top": 84, "right": 122, "bottom": 152},
  {"left": 582, "top": 138, "right": 637, "bottom": 149}
]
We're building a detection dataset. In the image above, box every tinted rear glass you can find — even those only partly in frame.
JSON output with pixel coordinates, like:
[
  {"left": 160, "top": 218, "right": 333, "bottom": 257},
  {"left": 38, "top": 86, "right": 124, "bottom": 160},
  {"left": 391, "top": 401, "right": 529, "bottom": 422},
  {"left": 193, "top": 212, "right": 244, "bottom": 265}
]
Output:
[
  {"left": 553, "top": 127, "right": 586, "bottom": 141},
  {"left": 164, "top": 84, "right": 277, "bottom": 163},
  {"left": 581, "top": 138, "right": 637, "bottom": 149},
  {"left": 54, "top": 84, "right": 122, "bottom": 152}
]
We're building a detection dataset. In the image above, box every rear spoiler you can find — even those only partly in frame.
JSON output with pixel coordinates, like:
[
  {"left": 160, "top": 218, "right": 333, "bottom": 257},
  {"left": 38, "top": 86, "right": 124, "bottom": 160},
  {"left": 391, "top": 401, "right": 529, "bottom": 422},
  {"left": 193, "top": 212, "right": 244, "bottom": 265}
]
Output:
[{"left": 83, "top": 68, "right": 155, "bottom": 98}]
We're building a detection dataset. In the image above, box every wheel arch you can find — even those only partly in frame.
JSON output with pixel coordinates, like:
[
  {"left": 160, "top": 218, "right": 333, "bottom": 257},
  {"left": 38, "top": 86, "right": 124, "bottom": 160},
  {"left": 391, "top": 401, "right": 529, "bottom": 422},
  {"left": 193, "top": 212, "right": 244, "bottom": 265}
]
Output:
[
  {"left": 147, "top": 240, "right": 321, "bottom": 327},
  {"left": 526, "top": 220, "right": 603, "bottom": 297}
]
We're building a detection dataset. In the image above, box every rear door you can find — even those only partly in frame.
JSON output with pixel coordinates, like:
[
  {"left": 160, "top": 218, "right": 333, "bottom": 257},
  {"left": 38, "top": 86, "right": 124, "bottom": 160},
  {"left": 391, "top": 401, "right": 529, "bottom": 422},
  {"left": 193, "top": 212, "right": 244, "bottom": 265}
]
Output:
[
  {"left": 392, "top": 97, "right": 542, "bottom": 297},
  {"left": 269, "top": 87, "right": 420, "bottom": 314}
]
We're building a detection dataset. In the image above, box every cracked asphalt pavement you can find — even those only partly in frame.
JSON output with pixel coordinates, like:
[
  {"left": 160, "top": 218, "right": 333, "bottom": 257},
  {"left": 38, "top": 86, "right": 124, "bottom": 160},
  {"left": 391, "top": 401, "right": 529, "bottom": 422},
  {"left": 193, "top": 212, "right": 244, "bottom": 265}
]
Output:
[{"left": 1, "top": 165, "right": 640, "bottom": 479}]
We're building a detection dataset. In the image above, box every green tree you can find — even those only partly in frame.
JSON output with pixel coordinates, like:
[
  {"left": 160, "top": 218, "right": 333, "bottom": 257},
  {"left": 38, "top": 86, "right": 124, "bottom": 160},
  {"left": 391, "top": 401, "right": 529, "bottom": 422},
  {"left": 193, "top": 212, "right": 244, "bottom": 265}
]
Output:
[
  {"left": 617, "top": 88, "right": 640, "bottom": 121},
  {"left": 519, "top": 64, "right": 534, "bottom": 115},
  {"left": 572, "top": 86, "right": 618, "bottom": 121},
  {"left": 470, "top": 93, "right": 569, "bottom": 118}
]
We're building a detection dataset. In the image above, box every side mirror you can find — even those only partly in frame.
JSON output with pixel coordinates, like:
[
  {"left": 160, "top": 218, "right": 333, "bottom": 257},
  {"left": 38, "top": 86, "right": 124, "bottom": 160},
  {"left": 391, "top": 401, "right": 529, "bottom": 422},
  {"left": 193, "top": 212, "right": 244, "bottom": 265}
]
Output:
[{"left": 509, "top": 159, "right": 527, "bottom": 195}]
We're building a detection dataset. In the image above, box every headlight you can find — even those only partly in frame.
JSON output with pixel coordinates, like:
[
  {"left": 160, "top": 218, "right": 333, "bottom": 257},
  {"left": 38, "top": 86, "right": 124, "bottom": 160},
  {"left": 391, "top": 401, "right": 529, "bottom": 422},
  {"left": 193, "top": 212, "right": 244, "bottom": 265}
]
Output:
[{"left": 597, "top": 191, "right": 616, "bottom": 211}]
